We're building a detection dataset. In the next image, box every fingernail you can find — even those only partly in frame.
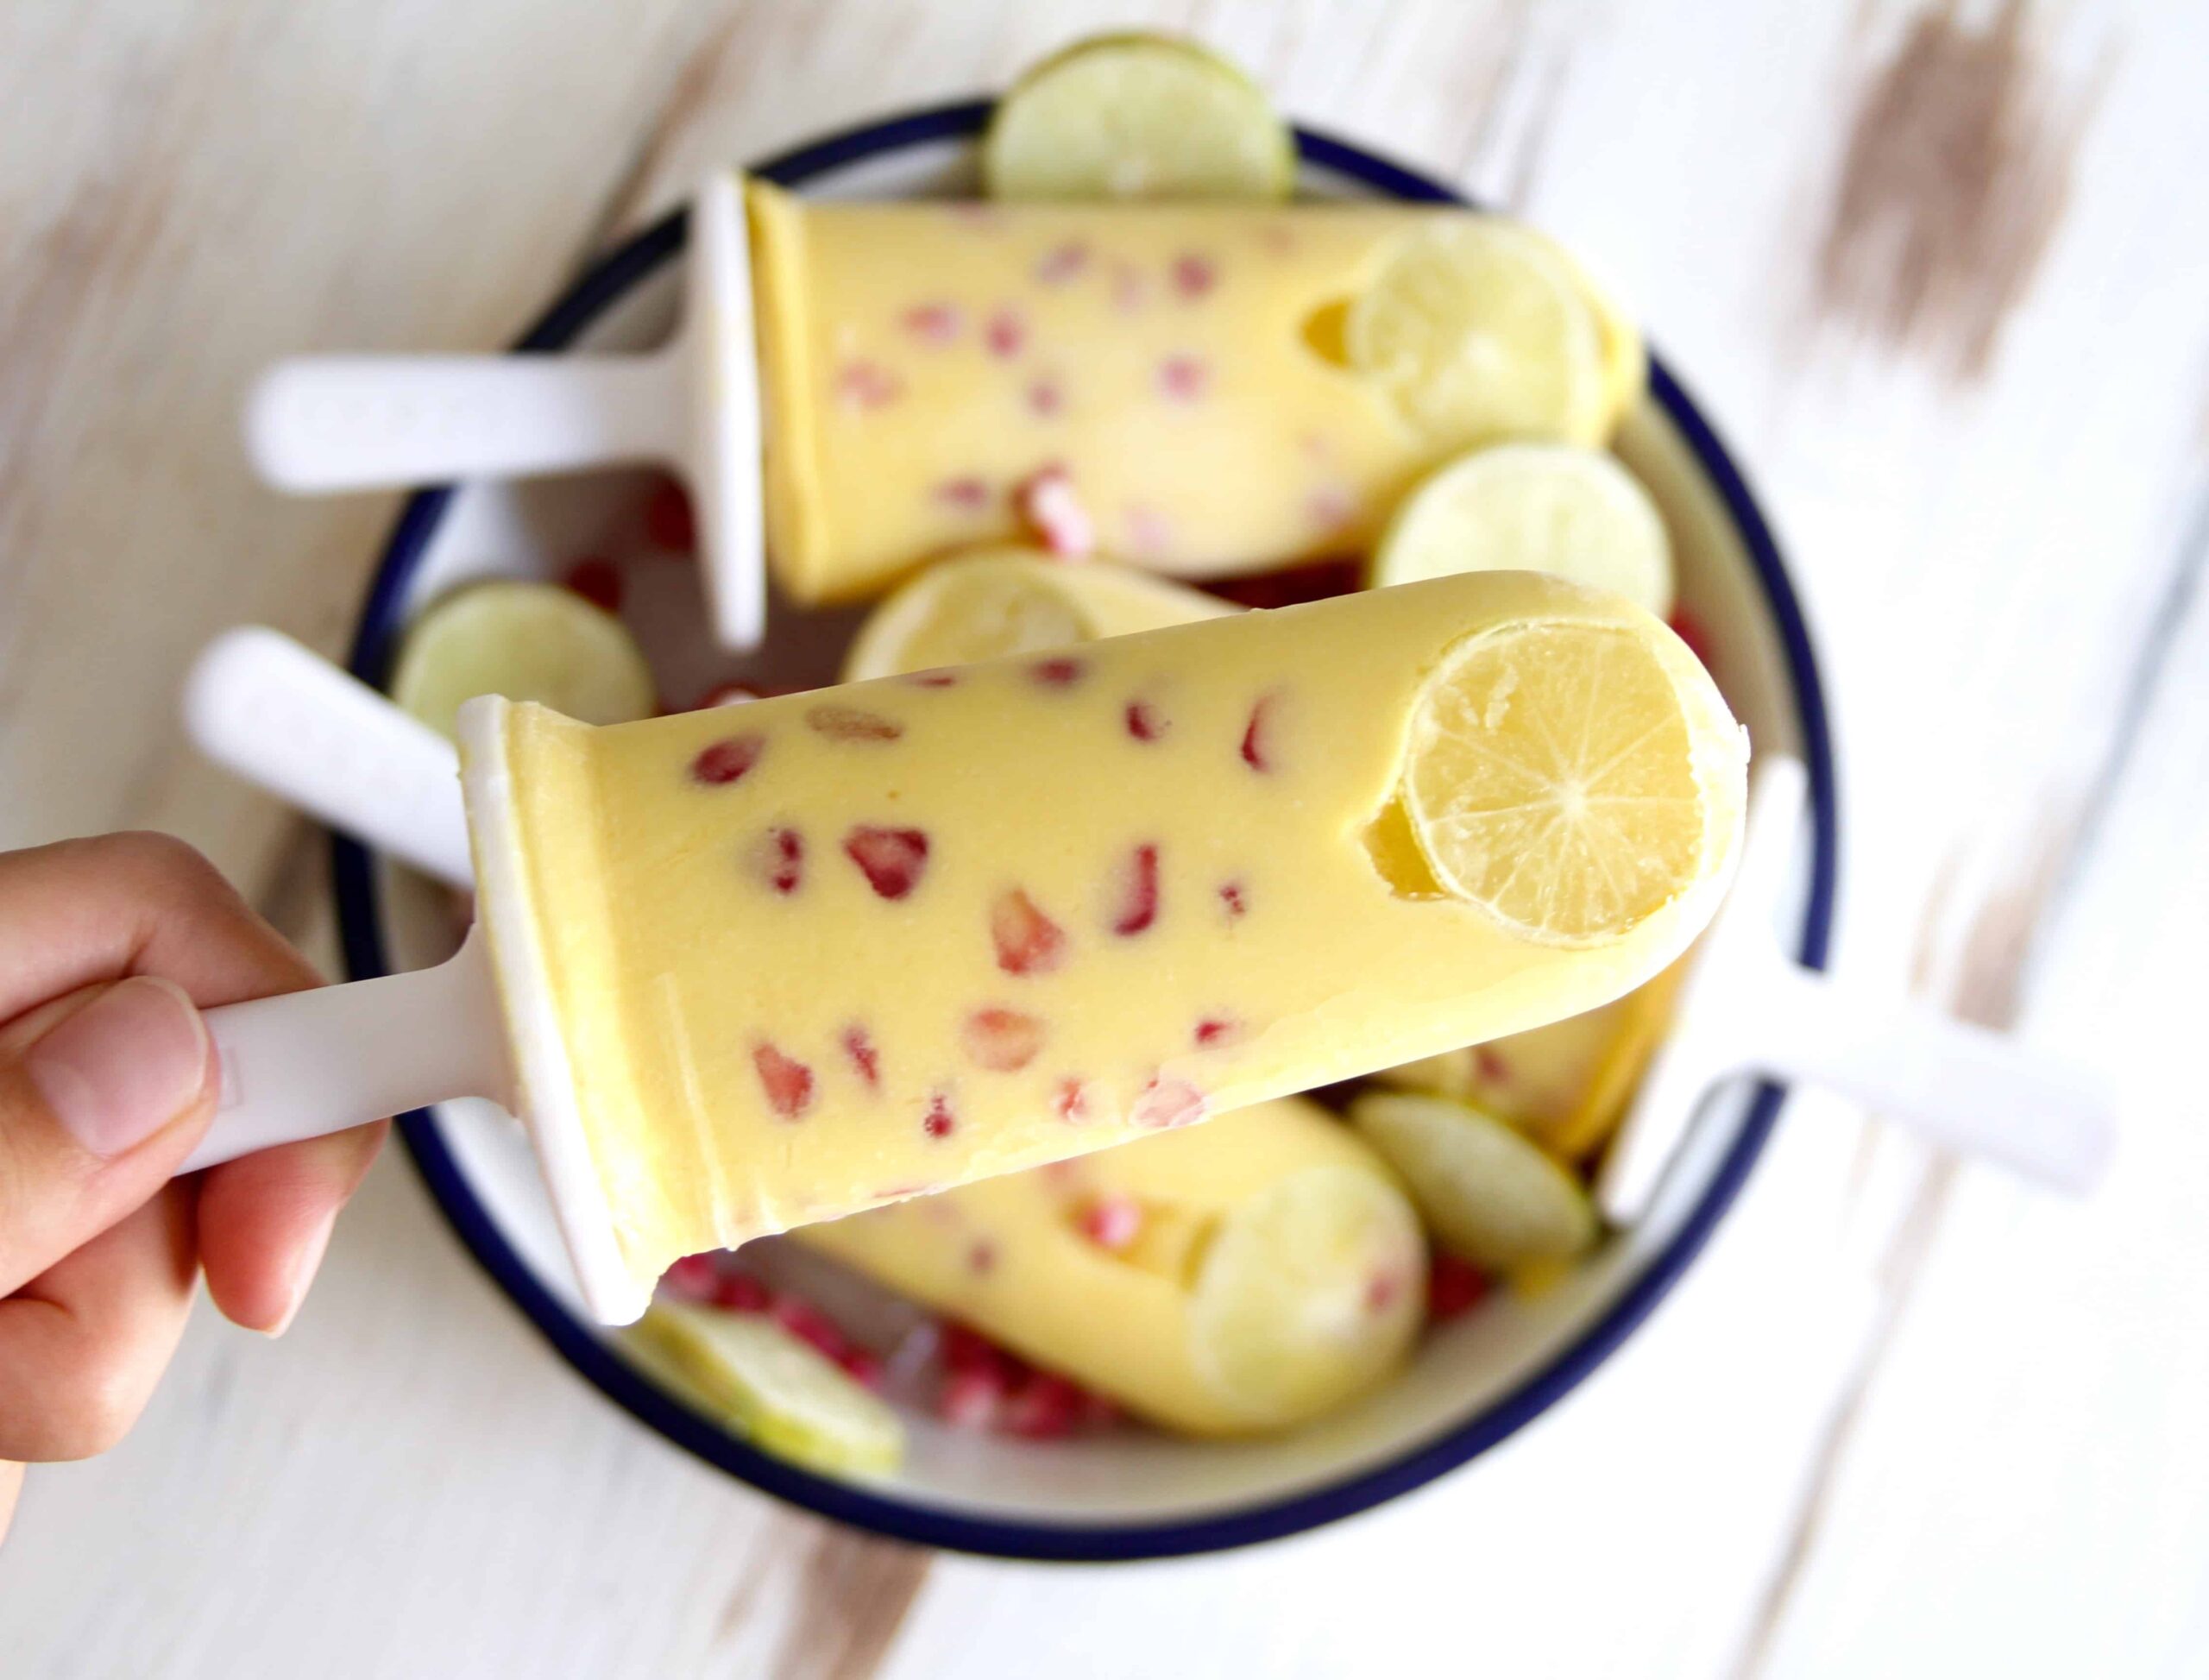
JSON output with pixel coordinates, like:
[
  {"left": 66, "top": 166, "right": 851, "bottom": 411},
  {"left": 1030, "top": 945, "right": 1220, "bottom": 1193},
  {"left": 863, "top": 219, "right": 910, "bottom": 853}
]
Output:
[
  {"left": 26, "top": 977, "right": 211, "bottom": 1158},
  {"left": 264, "top": 1208, "right": 337, "bottom": 1338}
]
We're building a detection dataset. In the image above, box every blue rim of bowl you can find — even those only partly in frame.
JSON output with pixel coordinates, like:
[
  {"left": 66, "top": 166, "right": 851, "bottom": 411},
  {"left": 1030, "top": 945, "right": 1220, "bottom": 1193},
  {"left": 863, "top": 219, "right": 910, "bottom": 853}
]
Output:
[{"left": 333, "top": 99, "right": 1838, "bottom": 1563}]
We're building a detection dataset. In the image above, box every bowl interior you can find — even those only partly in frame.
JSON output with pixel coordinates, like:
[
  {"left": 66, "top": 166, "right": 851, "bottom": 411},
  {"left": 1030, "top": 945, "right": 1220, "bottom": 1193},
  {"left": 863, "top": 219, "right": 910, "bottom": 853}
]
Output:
[{"left": 345, "top": 115, "right": 1828, "bottom": 1555}]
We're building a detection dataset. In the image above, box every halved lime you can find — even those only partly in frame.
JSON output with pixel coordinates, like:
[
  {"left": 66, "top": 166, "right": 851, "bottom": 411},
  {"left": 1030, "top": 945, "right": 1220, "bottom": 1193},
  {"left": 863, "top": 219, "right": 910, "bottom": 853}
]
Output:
[
  {"left": 390, "top": 580, "right": 656, "bottom": 739},
  {"left": 984, "top": 34, "right": 1294, "bottom": 203},
  {"left": 635, "top": 1303, "right": 903, "bottom": 1477},
  {"left": 1350, "top": 1093, "right": 1597, "bottom": 1270},
  {"left": 1372, "top": 444, "right": 1674, "bottom": 615}
]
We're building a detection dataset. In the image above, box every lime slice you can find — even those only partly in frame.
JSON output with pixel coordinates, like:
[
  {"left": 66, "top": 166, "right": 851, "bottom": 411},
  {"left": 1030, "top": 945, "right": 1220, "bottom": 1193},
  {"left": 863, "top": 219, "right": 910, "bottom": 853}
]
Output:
[
  {"left": 1346, "top": 220, "right": 1607, "bottom": 451},
  {"left": 842, "top": 549, "right": 1232, "bottom": 680},
  {"left": 1400, "top": 614, "right": 1740, "bottom": 945},
  {"left": 984, "top": 34, "right": 1293, "bottom": 203},
  {"left": 1371, "top": 444, "right": 1674, "bottom": 615},
  {"left": 391, "top": 580, "right": 656, "bottom": 740},
  {"left": 1188, "top": 1164, "right": 1425, "bottom": 1430},
  {"left": 634, "top": 1303, "right": 903, "bottom": 1477},
  {"left": 1349, "top": 1093, "right": 1597, "bottom": 1270}
]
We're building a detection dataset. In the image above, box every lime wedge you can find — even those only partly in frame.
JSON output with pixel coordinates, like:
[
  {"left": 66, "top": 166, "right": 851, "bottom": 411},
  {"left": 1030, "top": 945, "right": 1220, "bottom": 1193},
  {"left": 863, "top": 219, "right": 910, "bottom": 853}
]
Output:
[
  {"left": 1349, "top": 1093, "right": 1598, "bottom": 1270},
  {"left": 1372, "top": 444, "right": 1674, "bottom": 615},
  {"left": 391, "top": 580, "right": 656, "bottom": 740},
  {"left": 985, "top": 34, "right": 1294, "bottom": 203},
  {"left": 1188, "top": 1164, "right": 1425, "bottom": 1430},
  {"left": 635, "top": 1303, "right": 903, "bottom": 1477}
]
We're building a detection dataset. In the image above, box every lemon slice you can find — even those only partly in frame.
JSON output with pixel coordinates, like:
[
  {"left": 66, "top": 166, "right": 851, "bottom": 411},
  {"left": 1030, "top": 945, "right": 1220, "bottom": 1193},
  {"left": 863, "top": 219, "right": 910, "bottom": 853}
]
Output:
[
  {"left": 634, "top": 1303, "right": 903, "bottom": 1477},
  {"left": 391, "top": 580, "right": 656, "bottom": 740},
  {"left": 1400, "top": 613, "right": 1741, "bottom": 945},
  {"left": 1371, "top": 444, "right": 1674, "bottom": 615},
  {"left": 1347, "top": 220, "right": 1607, "bottom": 451},
  {"left": 842, "top": 549, "right": 1233, "bottom": 680},
  {"left": 1187, "top": 1164, "right": 1425, "bottom": 1430},
  {"left": 984, "top": 33, "right": 1294, "bottom": 202},
  {"left": 1349, "top": 1093, "right": 1597, "bottom": 1270}
]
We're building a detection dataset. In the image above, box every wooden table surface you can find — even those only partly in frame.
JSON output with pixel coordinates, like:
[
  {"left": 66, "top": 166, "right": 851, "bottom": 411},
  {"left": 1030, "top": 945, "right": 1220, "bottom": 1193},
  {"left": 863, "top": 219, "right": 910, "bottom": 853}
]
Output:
[{"left": 3, "top": 2, "right": 2206, "bottom": 1675}]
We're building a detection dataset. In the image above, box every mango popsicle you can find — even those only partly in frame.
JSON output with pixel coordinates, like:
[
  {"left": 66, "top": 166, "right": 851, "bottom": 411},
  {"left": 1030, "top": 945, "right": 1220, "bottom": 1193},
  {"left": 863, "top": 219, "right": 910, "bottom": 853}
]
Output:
[
  {"left": 458, "top": 570, "right": 1746, "bottom": 1319},
  {"left": 749, "top": 180, "right": 1618, "bottom": 604},
  {"left": 798, "top": 1097, "right": 1426, "bottom": 1436}
]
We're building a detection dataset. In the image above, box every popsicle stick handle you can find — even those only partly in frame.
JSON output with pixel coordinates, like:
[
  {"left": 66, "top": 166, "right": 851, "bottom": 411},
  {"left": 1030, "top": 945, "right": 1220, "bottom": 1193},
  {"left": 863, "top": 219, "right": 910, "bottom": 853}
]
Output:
[
  {"left": 179, "top": 928, "right": 507, "bottom": 1174},
  {"left": 244, "top": 350, "right": 684, "bottom": 492},
  {"left": 183, "top": 627, "right": 473, "bottom": 887},
  {"left": 1743, "top": 962, "right": 2114, "bottom": 1193}
]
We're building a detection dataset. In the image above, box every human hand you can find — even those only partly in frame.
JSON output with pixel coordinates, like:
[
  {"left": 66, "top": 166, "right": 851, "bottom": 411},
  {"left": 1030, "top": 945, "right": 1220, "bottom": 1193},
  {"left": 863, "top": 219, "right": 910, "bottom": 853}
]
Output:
[{"left": 0, "top": 834, "right": 385, "bottom": 1541}]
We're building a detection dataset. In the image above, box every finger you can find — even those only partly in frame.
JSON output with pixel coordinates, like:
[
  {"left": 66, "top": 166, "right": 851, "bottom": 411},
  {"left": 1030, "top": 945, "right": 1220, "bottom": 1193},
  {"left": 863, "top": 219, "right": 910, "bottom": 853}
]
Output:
[
  {"left": 0, "top": 833, "right": 321, "bottom": 1022},
  {"left": 0, "top": 979, "right": 216, "bottom": 1294},
  {"left": 0, "top": 1185, "right": 198, "bottom": 1462},
  {"left": 198, "top": 1118, "right": 387, "bottom": 1334}
]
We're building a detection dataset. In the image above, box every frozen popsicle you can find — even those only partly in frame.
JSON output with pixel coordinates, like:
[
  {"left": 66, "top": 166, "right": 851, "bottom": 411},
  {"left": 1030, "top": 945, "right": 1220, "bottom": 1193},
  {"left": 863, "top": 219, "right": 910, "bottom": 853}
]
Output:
[
  {"left": 460, "top": 569, "right": 1745, "bottom": 1318},
  {"left": 749, "top": 179, "right": 1623, "bottom": 603},
  {"left": 797, "top": 1096, "right": 1426, "bottom": 1436}
]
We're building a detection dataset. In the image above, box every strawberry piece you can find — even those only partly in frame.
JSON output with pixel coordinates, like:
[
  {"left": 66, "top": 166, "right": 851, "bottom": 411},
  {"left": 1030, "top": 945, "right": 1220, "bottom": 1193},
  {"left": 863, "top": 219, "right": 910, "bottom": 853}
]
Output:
[
  {"left": 752, "top": 1043, "right": 815, "bottom": 1120},
  {"left": 1193, "top": 1016, "right": 1240, "bottom": 1048},
  {"left": 922, "top": 1092, "right": 958, "bottom": 1140},
  {"left": 1218, "top": 880, "right": 1249, "bottom": 921},
  {"left": 1240, "top": 692, "right": 1281, "bottom": 771},
  {"left": 714, "top": 1272, "right": 772, "bottom": 1314},
  {"left": 1052, "top": 1078, "right": 1092, "bottom": 1124},
  {"left": 805, "top": 703, "right": 903, "bottom": 742},
  {"left": 1157, "top": 354, "right": 1210, "bottom": 401},
  {"left": 1016, "top": 464, "right": 1096, "bottom": 557},
  {"left": 1004, "top": 1372, "right": 1083, "bottom": 1440},
  {"left": 1124, "top": 699, "right": 1168, "bottom": 742},
  {"left": 963, "top": 1007, "right": 1047, "bottom": 1073},
  {"left": 751, "top": 826, "right": 803, "bottom": 895},
  {"left": 1034, "top": 242, "right": 1089, "bottom": 284},
  {"left": 901, "top": 302, "right": 963, "bottom": 344},
  {"left": 844, "top": 826, "right": 929, "bottom": 899},
  {"left": 935, "top": 475, "right": 991, "bottom": 512},
  {"left": 1427, "top": 1252, "right": 1492, "bottom": 1323},
  {"left": 1667, "top": 608, "right": 1714, "bottom": 669},
  {"left": 1132, "top": 1076, "right": 1205, "bottom": 1129},
  {"left": 562, "top": 556, "right": 623, "bottom": 613},
  {"left": 663, "top": 1253, "right": 719, "bottom": 1299},
  {"left": 691, "top": 734, "right": 765, "bottom": 786},
  {"left": 644, "top": 478, "right": 696, "bottom": 552},
  {"left": 841, "top": 1024, "right": 881, "bottom": 1090},
  {"left": 1077, "top": 1193, "right": 1142, "bottom": 1252},
  {"left": 984, "top": 306, "right": 1027, "bottom": 358},
  {"left": 939, "top": 1368, "right": 1005, "bottom": 1431},
  {"left": 1170, "top": 252, "right": 1218, "bottom": 299},
  {"left": 1029, "top": 655, "right": 1084, "bottom": 689},
  {"left": 1110, "top": 843, "right": 1160, "bottom": 936},
  {"left": 834, "top": 360, "right": 904, "bottom": 411},
  {"left": 991, "top": 888, "right": 1067, "bottom": 976}
]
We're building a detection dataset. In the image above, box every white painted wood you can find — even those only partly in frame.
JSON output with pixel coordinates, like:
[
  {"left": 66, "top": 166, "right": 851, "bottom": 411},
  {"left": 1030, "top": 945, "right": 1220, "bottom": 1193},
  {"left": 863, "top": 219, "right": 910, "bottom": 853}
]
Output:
[{"left": 3, "top": 1, "right": 2206, "bottom": 1676}]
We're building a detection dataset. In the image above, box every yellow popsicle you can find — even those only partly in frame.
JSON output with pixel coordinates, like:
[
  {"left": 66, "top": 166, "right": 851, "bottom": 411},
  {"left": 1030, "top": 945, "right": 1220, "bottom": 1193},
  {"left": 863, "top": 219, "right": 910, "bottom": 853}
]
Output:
[
  {"left": 800, "top": 1097, "right": 1426, "bottom": 1436},
  {"left": 459, "top": 570, "right": 1746, "bottom": 1312}
]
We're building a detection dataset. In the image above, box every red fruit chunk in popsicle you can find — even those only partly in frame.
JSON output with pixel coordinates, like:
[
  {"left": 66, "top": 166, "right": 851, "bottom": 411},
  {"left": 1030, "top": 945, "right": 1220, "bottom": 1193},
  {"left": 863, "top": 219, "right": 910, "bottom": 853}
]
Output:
[
  {"left": 1110, "top": 844, "right": 1160, "bottom": 935},
  {"left": 844, "top": 827, "right": 929, "bottom": 899},
  {"left": 691, "top": 733, "right": 765, "bottom": 786},
  {"left": 806, "top": 703, "right": 903, "bottom": 742},
  {"left": 991, "top": 888, "right": 1068, "bottom": 976},
  {"left": 963, "top": 1007, "right": 1047, "bottom": 1073},
  {"left": 752, "top": 1043, "right": 815, "bottom": 1120}
]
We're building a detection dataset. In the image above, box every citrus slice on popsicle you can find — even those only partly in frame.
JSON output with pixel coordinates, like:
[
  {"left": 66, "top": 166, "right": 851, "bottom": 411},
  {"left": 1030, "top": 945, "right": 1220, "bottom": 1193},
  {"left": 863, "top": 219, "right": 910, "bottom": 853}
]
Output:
[
  {"left": 391, "top": 580, "right": 656, "bottom": 740},
  {"left": 1350, "top": 1093, "right": 1598, "bottom": 1271}
]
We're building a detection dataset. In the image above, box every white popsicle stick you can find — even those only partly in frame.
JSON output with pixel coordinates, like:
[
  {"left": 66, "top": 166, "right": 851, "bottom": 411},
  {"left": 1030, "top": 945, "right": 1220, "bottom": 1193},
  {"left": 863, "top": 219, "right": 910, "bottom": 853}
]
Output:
[
  {"left": 1596, "top": 755, "right": 2117, "bottom": 1223},
  {"left": 183, "top": 626, "right": 473, "bottom": 886},
  {"left": 244, "top": 173, "right": 765, "bottom": 652}
]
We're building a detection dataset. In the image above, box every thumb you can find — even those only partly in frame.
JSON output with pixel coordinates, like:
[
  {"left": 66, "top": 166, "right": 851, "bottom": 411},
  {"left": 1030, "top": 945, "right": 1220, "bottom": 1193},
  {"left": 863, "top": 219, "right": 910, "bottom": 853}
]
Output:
[{"left": 0, "top": 978, "right": 215, "bottom": 1296}]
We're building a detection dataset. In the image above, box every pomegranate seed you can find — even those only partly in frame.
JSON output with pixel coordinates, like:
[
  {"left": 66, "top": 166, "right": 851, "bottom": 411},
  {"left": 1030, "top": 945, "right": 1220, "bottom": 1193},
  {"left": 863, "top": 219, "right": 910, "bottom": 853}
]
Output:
[
  {"left": 714, "top": 1273, "right": 772, "bottom": 1313},
  {"left": 836, "top": 1347, "right": 885, "bottom": 1389},
  {"left": 1078, "top": 1194, "right": 1142, "bottom": 1251},
  {"left": 1052, "top": 1078, "right": 1091, "bottom": 1124},
  {"left": 939, "top": 1369, "right": 1004, "bottom": 1430},
  {"left": 843, "top": 827, "right": 929, "bottom": 899},
  {"left": 1667, "top": 608, "right": 1714, "bottom": 669},
  {"left": 1004, "top": 1372, "right": 1083, "bottom": 1439},
  {"left": 1240, "top": 692, "right": 1281, "bottom": 771},
  {"left": 935, "top": 475, "right": 991, "bottom": 511},
  {"left": 752, "top": 1043, "right": 815, "bottom": 1119},
  {"left": 834, "top": 360, "right": 903, "bottom": 410},
  {"left": 1034, "top": 242, "right": 1089, "bottom": 284},
  {"left": 922, "top": 1092, "right": 957, "bottom": 1139},
  {"left": 1132, "top": 1076, "right": 1205, "bottom": 1129},
  {"left": 1170, "top": 253, "right": 1218, "bottom": 299},
  {"left": 841, "top": 1024, "right": 881, "bottom": 1090},
  {"left": 664, "top": 1254, "right": 719, "bottom": 1299},
  {"left": 1124, "top": 700, "right": 1168, "bottom": 741},
  {"left": 806, "top": 703, "right": 903, "bottom": 742},
  {"left": 690, "top": 734, "right": 765, "bottom": 786},
  {"left": 1475, "top": 1046, "right": 1512, "bottom": 1085},
  {"left": 1427, "top": 1252, "right": 1492, "bottom": 1323},
  {"left": 901, "top": 301, "right": 963, "bottom": 344},
  {"left": 1111, "top": 843, "right": 1160, "bottom": 936},
  {"left": 754, "top": 826, "right": 804, "bottom": 895},
  {"left": 772, "top": 1295, "right": 847, "bottom": 1361},
  {"left": 562, "top": 556, "right": 623, "bottom": 613},
  {"left": 1219, "top": 880, "right": 1249, "bottom": 920},
  {"left": 963, "top": 1007, "right": 1047, "bottom": 1073},
  {"left": 991, "top": 888, "right": 1067, "bottom": 976},
  {"left": 1157, "top": 355, "right": 1210, "bottom": 400},
  {"left": 984, "top": 306, "right": 1027, "bottom": 357},
  {"left": 1029, "top": 656, "right": 1083, "bottom": 689},
  {"left": 1017, "top": 464, "right": 1096, "bottom": 557},
  {"left": 1193, "top": 1016, "right": 1239, "bottom": 1048},
  {"left": 644, "top": 479, "right": 696, "bottom": 551},
  {"left": 941, "top": 1322, "right": 1014, "bottom": 1378}
]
